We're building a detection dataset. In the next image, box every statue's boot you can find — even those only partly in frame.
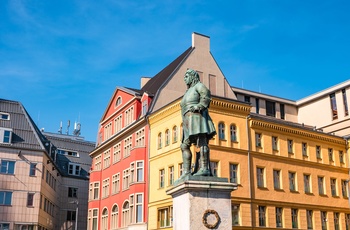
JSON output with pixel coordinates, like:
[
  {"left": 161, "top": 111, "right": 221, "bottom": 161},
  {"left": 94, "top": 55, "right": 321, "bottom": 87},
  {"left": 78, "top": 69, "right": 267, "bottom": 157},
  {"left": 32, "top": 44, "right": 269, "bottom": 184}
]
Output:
[
  {"left": 178, "top": 162, "right": 191, "bottom": 180},
  {"left": 193, "top": 146, "right": 210, "bottom": 176}
]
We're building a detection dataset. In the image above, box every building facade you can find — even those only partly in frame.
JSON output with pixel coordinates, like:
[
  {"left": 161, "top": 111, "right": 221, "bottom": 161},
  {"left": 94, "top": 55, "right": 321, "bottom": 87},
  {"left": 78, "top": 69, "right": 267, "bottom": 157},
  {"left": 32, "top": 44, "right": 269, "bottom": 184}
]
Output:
[
  {"left": 88, "top": 87, "right": 150, "bottom": 230},
  {"left": 0, "top": 99, "right": 94, "bottom": 230}
]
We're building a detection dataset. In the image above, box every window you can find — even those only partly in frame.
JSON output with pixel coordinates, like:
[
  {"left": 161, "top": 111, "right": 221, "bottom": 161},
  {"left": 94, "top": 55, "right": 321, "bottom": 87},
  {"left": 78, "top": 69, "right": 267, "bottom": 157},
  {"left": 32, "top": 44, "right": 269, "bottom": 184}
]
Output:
[
  {"left": 123, "top": 169, "right": 130, "bottom": 190},
  {"left": 342, "top": 180, "right": 348, "bottom": 197},
  {"left": 142, "top": 100, "right": 148, "bottom": 116},
  {"left": 287, "top": 139, "right": 293, "bottom": 153},
  {"left": 27, "top": 193, "right": 34, "bottom": 207},
  {"left": 113, "top": 143, "right": 121, "bottom": 163},
  {"left": 68, "top": 163, "right": 81, "bottom": 176},
  {"left": 230, "top": 164, "right": 238, "bottom": 183},
  {"left": 93, "top": 182, "right": 100, "bottom": 199},
  {"left": 273, "top": 169, "right": 281, "bottom": 189},
  {"left": 165, "top": 129, "right": 170, "bottom": 146},
  {"left": 124, "top": 136, "right": 132, "bottom": 157},
  {"left": 158, "top": 133, "right": 162, "bottom": 149},
  {"left": 136, "top": 128, "right": 145, "bottom": 147},
  {"left": 343, "top": 89, "right": 349, "bottom": 116},
  {"left": 125, "top": 106, "right": 134, "bottom": 126},
  {"left": 67, "top": 210, "right": 77, "bottom": 221},
  {"left": 330, "top": 93, "right": 338, "bottom": 119},
  {"left": 136, "top": 161, "right": 144, "bottom": 182},
  {"left": 115, "top": 115, "right": 122, "bottom": 133},
  {"left": 266, "top": 100, "right": 276, "bottom": 117},
  {"left": 103, "top": 150, "right": 111, "bottom": 169},
  {"left": 328, "top": 148, "right": 333, "bottom": 162},
  {"left": 111, "top": 205, "right": 119, "bottom": 229},
  {"left": 112, "top": 173, "right": 120, "bottom": 194},
  {"left": 340, "top": 151, "right": 344, "bottom": 163},
  {"left": 29, "top": 163, "right": 36, "bottom": 176},
  {"left": 116, "top": 97, "right": 122, "bottom": 107},
  {"left": 158, "top": 206, "right": 173, "bottom": 228},
  {"left": 210, "top": 161, "right": 218, "bottom": 177},
  {"left": 304, "top": 174, "right": 311, "bottom": 193},
  {"left": 136, "top": 194, "right": 143, "bottom": 223},
  {"left": 302, "top": 142, "right": 308, "bottom": 156},
  {"left": 0, "top": 128, "right": 12, "bottom": 144},
  {"left": 321, "top": 211, "right": 327, "bottom": 230},
  {"left": 0, "top": 112, "right": 10, "bottom": 120},
  {"left": 130, "top": 163, "right": 135, "bottom": 183},
  {"left": 0, "top": 160, "right": 15, "bottom": 174},
  {"left": 68, "top": 187, "right": 78, "bottom": 198},
  {"left": 334, "top": 212, "right": 340, "bottom": 230},
  {"left": 0, "top": 191, "right": 12, "bottom": 205},
  {"left": 122, "top": 201, "right": 130, "bottom": 227},
  {"left": 255, "top": 133, "right": 262, "bottom": 147},
  {"left": 257, "top": 167, "right": 264, "bottom": 188},
  {"left": 291, "top": 209, "right": 298, "bottom": 228},
  {"left": 94, "top": 155, "right": 102, "bottom": 171},
  {"left": 280, "top": 103, "right": 285, "bottom": 119},
  {"left": 318, "top": 176, "right": 325, "bottom": 195},
  {"left": 232, "top": 204, "right": 240, "bottom": 226},
  {"left": 92, "top": 209, "right": 98, "bottom": 230},
  {"left": 104, "top": 122, "right": 112, "bottom": 140},
  {"left": 330, "top": 178, "right": 337, "bottom": 196},
  {"left": 272, "top": 136, "right": 278, "bottom": 151},
  {"left": 159, "top": 169, "right": 165, "bottom": 188},
  {"left": 316, "top": 145, "right": 322, "bottom": 159},
  {"left": 102, "top": 178, "right": 110, "bottom": 198},
  {"left": 307, "top": 210, "right": 313, "bottom": 230},
  {"left": 244, "top": 95, "right": 250, "bottom": 103},
  {"left": 258, "top": 206, "right": 266, "bottom": 227},
  {"left": 57, "top": 149, "right": 79, "bottom": 157},
  {"left": 289, "top": 172, "right": 296, "bottom": 191},
  {"left": 218, "top": 122, "right": 225, "bottom": 140},
  {"left": 230, "top": 124, "right": 237, "bottom": 142},
  {"left": 256, "top": 98, "right": 260, "bottom": 114},
  {"left": 276, "top": 207, "right": 283, "bottom": 228},
  {"left": 345, "top": 214, "right": 350, "bottom": 230},
  {"left": 172, "top": 126, "right": 178, "bottom": 143},
  {"left": 169, "top": 166, "right": 174, "bottom": 185},
  {"left": 101, "top": 208, "right": 108, "bottom": 230},
  {"left": 0, "top": 223, "right": 9, "bottom": 229}
]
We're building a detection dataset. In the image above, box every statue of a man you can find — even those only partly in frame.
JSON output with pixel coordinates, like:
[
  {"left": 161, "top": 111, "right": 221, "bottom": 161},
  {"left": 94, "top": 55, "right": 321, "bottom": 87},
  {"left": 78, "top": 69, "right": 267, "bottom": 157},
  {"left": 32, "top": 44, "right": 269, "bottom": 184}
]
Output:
[{"left": 179, "top": 69, "right": 216, "bottom": 178}]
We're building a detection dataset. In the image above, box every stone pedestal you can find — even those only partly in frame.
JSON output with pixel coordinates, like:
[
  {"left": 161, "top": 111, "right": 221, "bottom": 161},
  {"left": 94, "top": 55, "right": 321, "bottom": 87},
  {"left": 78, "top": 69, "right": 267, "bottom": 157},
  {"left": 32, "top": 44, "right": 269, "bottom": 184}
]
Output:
[{"left": 166, "top": 175, "right": 237, "bottom": 230}]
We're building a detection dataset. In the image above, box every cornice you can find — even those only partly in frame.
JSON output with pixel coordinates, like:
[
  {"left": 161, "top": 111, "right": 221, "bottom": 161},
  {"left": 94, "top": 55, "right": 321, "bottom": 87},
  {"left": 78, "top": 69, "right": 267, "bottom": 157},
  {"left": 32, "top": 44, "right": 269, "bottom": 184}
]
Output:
[
  {"left": 250, "top": 119, "right": 346, "bottom": 146},
  {"left": 148, "top": 100, "right": 181, "bottom": 125}
]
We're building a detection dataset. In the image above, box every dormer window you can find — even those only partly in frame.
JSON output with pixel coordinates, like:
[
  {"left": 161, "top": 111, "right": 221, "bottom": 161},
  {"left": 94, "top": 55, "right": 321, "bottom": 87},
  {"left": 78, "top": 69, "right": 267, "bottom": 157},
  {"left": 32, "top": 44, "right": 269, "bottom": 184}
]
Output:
[
  {"left": 142, "top": 100, "right": 148, "bottom": 116},
  {"left": 0, "top": 128, "right": 12, "bottom": 144},
  {"left": 0, "top": 113, "right": 10, "bottom": 120}
]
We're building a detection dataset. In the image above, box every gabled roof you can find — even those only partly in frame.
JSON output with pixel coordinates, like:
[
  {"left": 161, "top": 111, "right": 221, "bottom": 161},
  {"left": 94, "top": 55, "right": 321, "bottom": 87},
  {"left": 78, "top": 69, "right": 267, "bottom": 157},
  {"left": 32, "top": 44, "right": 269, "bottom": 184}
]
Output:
[
  {"left": 141, "top": 47, "right": 193, "bottom": 95},
  {"left": 0, "top": 98, "right": 48, "bottom": 151}
]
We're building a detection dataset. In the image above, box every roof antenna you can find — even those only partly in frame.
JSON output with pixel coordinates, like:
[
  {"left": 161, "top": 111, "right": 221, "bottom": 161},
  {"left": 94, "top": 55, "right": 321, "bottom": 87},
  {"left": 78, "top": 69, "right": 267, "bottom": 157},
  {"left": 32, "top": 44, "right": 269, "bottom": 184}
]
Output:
[
  {"left": 58, "top": 121, "right": 62, "bottom": 134},
  {"left": 66, "top": 120, "right": 70, "bottom": 135}
]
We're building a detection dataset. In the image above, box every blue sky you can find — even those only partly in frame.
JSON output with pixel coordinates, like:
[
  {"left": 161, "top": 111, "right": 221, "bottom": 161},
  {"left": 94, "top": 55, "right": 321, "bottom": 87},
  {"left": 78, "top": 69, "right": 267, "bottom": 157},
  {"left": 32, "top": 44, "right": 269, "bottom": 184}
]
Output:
[{"left": 1, "top": 0, "right": 350, "bottom": 141}]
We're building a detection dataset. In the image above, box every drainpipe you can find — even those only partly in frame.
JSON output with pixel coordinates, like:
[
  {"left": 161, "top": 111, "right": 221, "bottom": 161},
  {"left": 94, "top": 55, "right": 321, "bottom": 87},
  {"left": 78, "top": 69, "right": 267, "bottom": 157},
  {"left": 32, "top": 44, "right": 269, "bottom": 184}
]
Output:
[{"left": 246, "top": 115, "right": 255, "bottom": 228}]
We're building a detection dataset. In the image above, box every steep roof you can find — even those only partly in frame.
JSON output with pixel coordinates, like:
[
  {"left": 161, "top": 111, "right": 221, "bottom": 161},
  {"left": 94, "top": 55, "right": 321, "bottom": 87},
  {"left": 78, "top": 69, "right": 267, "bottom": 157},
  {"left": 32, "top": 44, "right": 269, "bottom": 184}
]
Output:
[
  {"left": 141, "top": 47, "right": 193, "bottom": 95},
  {"left": 0, "top": 98, "right": 48, "bottom": 151}
]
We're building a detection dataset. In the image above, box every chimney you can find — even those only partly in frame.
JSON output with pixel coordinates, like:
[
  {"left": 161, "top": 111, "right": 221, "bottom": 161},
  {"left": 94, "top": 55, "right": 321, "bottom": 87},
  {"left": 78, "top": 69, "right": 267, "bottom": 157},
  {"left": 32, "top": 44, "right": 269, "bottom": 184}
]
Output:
[
  {"left": 141, "top": 77, "right": 151, "bottom": 88},
  {"left": 192, "top": 32, "right": 210, "bottom": 51}
]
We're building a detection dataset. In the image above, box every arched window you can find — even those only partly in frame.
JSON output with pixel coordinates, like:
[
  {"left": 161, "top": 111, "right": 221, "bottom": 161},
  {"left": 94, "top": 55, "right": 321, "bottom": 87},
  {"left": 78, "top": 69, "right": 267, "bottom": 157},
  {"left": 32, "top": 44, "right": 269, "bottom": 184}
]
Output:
[
  {"left": 101, "top": 208, "right": 108, "bottom": 230},
  {"left": 165, "top": 129, "right": 170, "bottom": 146},
  {"left": 180, "top": 123, "right": 183, "bottom": 140},
  {"left": 218, "top": 122, "right": 225, "bottom": 140},
  {"left": 111, "top": 205, "right": 119, "bottom": 229},
  {"left": 122, "top": 201, "right": 130, "bottom": 227},
  {"left": 172, "top": 126, "right": 178, "bottom": 143},
  {"left": 158, "top": 133, "right": 162, "bottom": 149},
  {"left": 116, "top": 97, "right": 122, "bottom": 107},
  {"left": 230, "top": 124, "right": 237, "bottom": 142}
]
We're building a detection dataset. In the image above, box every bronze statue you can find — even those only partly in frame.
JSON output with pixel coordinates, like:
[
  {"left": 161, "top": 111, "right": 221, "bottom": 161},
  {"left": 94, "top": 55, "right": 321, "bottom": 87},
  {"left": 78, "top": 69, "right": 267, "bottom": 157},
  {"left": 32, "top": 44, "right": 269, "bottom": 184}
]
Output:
[{"left": 178, "top": 69, "right": 216, "bottom": 179}]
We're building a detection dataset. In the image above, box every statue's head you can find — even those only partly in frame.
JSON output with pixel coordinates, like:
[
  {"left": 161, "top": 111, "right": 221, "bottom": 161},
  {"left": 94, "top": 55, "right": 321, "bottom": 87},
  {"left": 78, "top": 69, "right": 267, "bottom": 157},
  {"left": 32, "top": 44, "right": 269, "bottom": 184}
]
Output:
[{"left": 184, "top": 69, "right": 200, "bottom": 87}]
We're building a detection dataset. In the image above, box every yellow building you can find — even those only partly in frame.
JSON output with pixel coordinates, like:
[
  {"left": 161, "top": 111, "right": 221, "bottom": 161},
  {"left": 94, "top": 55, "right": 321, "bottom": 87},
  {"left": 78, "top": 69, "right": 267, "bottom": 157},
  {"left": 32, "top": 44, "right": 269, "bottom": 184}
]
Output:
[{"left": 145, "top": 33, "right": 350, "bottom": 230}]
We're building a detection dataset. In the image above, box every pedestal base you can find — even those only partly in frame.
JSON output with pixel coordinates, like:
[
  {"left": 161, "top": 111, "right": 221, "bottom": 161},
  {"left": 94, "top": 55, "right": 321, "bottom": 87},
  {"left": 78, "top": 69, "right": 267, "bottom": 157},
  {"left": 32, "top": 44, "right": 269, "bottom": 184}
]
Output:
[{"left": 166, "top": 176, "right": 237, "bottom": 230}]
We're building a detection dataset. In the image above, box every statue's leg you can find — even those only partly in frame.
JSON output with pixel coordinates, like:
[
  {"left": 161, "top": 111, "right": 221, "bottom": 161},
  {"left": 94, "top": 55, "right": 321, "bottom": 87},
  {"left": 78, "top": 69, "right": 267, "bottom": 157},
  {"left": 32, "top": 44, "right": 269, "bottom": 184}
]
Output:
[
  {"left": 193, "top": 145, "right": 210, "bottom": 176},
  {"left": 179, "top": 142, "right": 192, "bottom": 179}
]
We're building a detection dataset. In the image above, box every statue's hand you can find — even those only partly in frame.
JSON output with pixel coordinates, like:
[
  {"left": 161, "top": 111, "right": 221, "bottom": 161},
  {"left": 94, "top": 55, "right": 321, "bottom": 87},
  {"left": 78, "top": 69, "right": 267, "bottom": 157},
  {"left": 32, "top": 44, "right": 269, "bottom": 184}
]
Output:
[{"left": 190, "top": 105, "right": 200, "bottom": 112}]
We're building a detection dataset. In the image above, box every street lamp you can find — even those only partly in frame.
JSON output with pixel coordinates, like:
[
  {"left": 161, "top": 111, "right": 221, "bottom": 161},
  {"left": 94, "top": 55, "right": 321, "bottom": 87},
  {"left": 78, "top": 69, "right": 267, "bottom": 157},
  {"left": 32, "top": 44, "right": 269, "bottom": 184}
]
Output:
[{"left": 69, "top": 200, "right": 79, "bottom": 230}]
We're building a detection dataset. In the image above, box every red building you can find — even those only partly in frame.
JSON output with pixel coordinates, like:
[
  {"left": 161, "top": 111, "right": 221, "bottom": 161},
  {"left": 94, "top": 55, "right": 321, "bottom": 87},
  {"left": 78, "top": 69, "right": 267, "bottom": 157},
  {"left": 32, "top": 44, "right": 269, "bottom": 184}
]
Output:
[{"left": 88, "top": 87, "right": 151, "bottom": 230}]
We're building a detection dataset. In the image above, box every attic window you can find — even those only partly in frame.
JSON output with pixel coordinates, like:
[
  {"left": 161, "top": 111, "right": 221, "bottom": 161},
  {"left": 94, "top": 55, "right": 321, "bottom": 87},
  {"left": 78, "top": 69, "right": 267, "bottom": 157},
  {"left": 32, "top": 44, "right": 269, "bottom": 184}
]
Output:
[
  {"left": 0, "top": 128, "right": 12, "bottom": 144},
  {"left": 0, "top": 113, "right": 10, "bottom": 120},
  {"left": 116, "top": 97, "right": 122, "bottom": 107},
  {"left": 57, "top": 148, "right": 79, "bottom": 157}
]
